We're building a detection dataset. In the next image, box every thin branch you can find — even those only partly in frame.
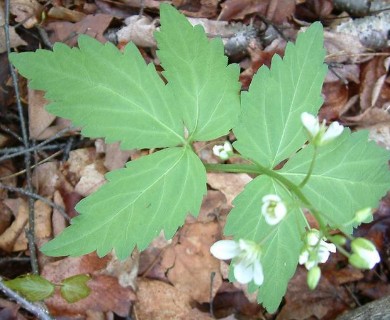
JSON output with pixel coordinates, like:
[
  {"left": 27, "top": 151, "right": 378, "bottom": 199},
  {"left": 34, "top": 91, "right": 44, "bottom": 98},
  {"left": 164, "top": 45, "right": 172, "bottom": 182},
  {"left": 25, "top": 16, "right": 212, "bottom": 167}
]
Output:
[
  {"left": 4, "top": 0, "right": 39, "bottom": 275},
  {"left": 0, "top": 277, "right": 55, "bottom": 320},
  {"left": 0, "top": 143, "right": 67, "bottom": 156},
  {"left": 0, "top": 127, "right": 74, "bottom": 163},
  {"left": 0, "top": 183, "right": 71, "bottom": 222}
]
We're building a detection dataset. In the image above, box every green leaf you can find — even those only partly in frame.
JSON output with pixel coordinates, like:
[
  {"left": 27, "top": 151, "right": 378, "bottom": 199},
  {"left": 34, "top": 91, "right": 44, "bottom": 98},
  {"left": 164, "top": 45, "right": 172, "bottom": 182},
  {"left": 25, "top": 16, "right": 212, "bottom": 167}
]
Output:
[
  {"left": 280, "top": 129, "right": 390, "bottom": 232},
  {"left": 224, "top": 175, "right": 307, "bottom": 313},
  {"left": 155, "top": 4, "right": 241, "bottom": 141},
  {"left": 60, "top": 274, "right": 91, "bottom": 303},
  {"left": 40, "top": 147, "right": 206, "bottom": 259},
  {"left": 10, "top": 36, "right": 185, "bottom": 150},
  {"left": 233, "top": 22, "right": 327, "bottom": 168},
  {"left": 4, "top": 275, "right": 55, "bottom": 301}
]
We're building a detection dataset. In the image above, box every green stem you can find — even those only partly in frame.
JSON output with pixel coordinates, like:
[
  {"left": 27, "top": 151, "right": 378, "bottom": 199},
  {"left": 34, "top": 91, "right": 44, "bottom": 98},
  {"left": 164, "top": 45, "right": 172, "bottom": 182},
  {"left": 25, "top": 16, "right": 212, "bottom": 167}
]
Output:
[
  {"left": 205, "top": 162, "right": 329, "bottom": 233},
  {"left": 299, "top": 146, "right": 318, "bottom": 188}
]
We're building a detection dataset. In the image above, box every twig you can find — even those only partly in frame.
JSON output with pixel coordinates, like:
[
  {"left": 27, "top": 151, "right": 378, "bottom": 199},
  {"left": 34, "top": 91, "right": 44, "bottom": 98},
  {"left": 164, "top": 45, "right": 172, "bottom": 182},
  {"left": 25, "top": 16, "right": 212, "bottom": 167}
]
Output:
[
  {"left": 0, "top": 256, "right": 31, "bottom": 264},
  {"left": 4, "top": 0, "right": 38, "bottom": 275},
  {"left": 0, "top": 127, "right": 74, "bottom": 163},
  {"left": 0, "top": 149, "right": 64, "bottom": 181},
  {"left": 0, "top": 144, "right": 67, "bottom": 156},
  {"left": 0, "top": 183, "right": 70, "bottom": 222},
  {"left": 0, "top": 277, "right": 55, "bottom": 320}
]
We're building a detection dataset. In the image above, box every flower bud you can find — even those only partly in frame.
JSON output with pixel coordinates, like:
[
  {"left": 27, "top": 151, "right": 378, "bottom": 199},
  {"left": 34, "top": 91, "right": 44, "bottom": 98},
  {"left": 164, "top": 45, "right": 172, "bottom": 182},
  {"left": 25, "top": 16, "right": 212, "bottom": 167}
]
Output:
[
  {"left": 350, "top": 238, "right": 380, "bottom": 269},
  {"left": 307, "top": 266, "right": 321, "bottom": 290}
]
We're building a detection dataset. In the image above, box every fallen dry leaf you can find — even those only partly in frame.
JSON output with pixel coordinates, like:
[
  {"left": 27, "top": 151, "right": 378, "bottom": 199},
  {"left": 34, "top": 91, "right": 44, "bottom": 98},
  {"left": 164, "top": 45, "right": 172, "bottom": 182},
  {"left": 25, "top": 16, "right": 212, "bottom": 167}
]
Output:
[
  {"left": 161, "top": 221, "right": 222, "bottom": 303},
  {"left": 278, "top": 267, "right": 352, "bottom": 320},
  {"left": 27, "top": 89, "right": 56, "bottom": 139},
  {"left": 207, "top": 173, "right": 252, "bottom": 206},
  {"left": 47, "top": 13, "right": 113, "bottom": 47},
  {"left": 136, "top": 278, "right": 212, "bottom": 320},
  {"left": 42, "top": 253, "right": 135, "bottom": 317},
  {"left": 47, "top": 6, "right": 86, "bottom": 23},
  {"left": 319, "top": 81, "right": 349, "bottom": 120},
  {"left": 117, "top": 15, "right": 158, "bottom": 47},
  {"left": 9, "top": 0, "right": 42, "bottom": 28},
  {"left": 32, "top": 162, "right": 60, "bottom": 197},
  {"left": 174, "top": 0, "right": 219, "bottom": 18},
  {"left": 359, "top": 56, "right": 390, "bottom": 110},
  {"left": 74, "top": 161, "right": 106, "bottom": 197},
  {"left": 0, "top": 199, "right": 28, "bottom": 252},
  {"left": 324, "top": 31, "right": 370, "bottom": 64}
]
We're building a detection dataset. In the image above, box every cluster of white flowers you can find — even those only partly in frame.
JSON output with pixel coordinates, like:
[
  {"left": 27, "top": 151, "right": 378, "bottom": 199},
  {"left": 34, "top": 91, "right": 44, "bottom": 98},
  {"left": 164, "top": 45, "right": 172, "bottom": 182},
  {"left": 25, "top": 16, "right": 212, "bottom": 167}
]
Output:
[
  {"left": 299, "top": 229, "right": 336, "bottom": 270},
  {"left": 349, "top": 238, "right": 381, "bottom": 269},
  {"left": 301, "top": 112, "right": 344, "bottom": 147},
  {"left": 210, "top": 239, "right": 264, "bottom": 286},
  {"left": 299, "top": 229, "right": 336, "bottom": 289},
  {"left": 261, "top": 194, "right": 287, "bottom": 225},
  {"left": 212, "top": 141, "right": 233, "bottom": 160}
]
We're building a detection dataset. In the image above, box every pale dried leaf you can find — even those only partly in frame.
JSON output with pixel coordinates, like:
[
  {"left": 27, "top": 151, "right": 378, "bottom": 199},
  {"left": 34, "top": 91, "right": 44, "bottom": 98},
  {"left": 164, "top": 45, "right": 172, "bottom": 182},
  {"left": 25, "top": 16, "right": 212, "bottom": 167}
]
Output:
[
  {"left": 207, "top": 173, "right": 252, "bottom": 206},
  {"left": 136, "top": 278, "right": 192, "bottom": 320},
  {"left": 161, "top": 222, "right": 222, "bottom": 303},
  {"left": 10, "top": 0, "right": 42, "bottom": 28},
  {"left": 34, "top": 200, "right": 52, "bottom": 239},
  {"left": 28, "top": 89, "right": 56, "bottom": 139},
  {"left": 47, "top": 6, "right": 86, "bottom": 23},
  {"left": 74, "top": 162, "right": 106, "bottom": 197},
  {"left": 0, "top": 199, "right": 28, "bottom": 252},
  {"left": 52, "top": 191, "right": 67, "bottom": 236},
  {"left": 32, "top": 162, "right": 60, "bottom": 197},
  {"left": 117, "top": 15, "right": 158, "bottom": 47}
]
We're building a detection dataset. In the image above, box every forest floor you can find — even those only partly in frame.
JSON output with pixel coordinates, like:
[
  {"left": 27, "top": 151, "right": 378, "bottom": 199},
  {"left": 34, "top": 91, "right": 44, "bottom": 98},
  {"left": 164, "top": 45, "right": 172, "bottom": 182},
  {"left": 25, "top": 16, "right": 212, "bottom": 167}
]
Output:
[{"left": 1, "top": 0, "right": 390, "bottom": 319}]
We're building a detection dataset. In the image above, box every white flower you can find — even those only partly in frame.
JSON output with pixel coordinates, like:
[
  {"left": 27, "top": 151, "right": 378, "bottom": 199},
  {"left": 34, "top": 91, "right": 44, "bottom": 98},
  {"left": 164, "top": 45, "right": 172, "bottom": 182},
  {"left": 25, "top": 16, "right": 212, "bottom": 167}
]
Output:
[
  {"left": 210, "top": 239, "right": 264, "bottom": 286},
  {"left": 349, "top": 238, "right": 380, "bottom": 269},
  {"left": 213, "top": 141, "right": 233, "bottom": 160},
  {"left": 299, "top": 229, "right": 336, "bottom": 270},
  {"left": 301, "top": 112, "right": 344, "bottom": 146},
  {"left": 261, "top": 194, "right": 287, "bottom": 225}
]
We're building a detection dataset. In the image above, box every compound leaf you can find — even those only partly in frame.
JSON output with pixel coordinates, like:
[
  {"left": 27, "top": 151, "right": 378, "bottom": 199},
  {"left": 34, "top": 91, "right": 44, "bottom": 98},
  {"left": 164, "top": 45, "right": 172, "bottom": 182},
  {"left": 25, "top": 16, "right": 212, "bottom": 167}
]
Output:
[
  {"left": 224, "top": 175, "right": 306, "bottom": 313},
  {"left": 280, "top": 129, "right": 390, "bottom": 233},
  {"left": 234, "top": 22, "right": 327, "bottom": 168},
  {"left": 155, "top": 4, "right": 241, "bottom": 141},
  {"left": 10, "top": 36, "right": 184, "bottom": 150},
  {"left": 40, "top": 147, "right": 206, "bottom": 259},
  {"left": 4, "top": 275, "right": 55, "bottom": 302}
]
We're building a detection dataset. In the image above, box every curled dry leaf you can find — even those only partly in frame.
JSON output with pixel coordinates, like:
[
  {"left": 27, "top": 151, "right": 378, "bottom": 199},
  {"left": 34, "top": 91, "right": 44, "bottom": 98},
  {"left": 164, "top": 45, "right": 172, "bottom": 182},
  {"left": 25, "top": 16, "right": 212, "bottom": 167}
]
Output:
[
  {"left": 0, "top": 199, "right": 28, "bottom": 252},
  {"left": 10, "top": 0, "right": 42, "bottom": 28},
  {"left": 47, "top": 6, "right": 86, "bottom": 23},
  {"left": 117, "top": 15, "right": 158, "bottom": 47},
  {"left": 74, "top": 161, "right": 107, "bottom": 197}
]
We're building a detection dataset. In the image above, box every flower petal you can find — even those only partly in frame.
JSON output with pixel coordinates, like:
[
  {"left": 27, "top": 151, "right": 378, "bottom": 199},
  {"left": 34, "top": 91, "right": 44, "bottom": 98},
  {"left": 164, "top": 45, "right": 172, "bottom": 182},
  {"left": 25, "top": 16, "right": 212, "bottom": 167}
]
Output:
[
  {"left": 210, "top": 240, "right": 240, "bottom": 260},
  {"left": 234, "top": 260, "right": 253, "bottom": 284},
  {"left": 322, "top": 121, "right": 344, "bottom": 144},
  {"left": 301, "top": 112, "right": 319, "bottom": 138},
  {"left": 253, "top": 259, "right": 264, "bottom": 286}
]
